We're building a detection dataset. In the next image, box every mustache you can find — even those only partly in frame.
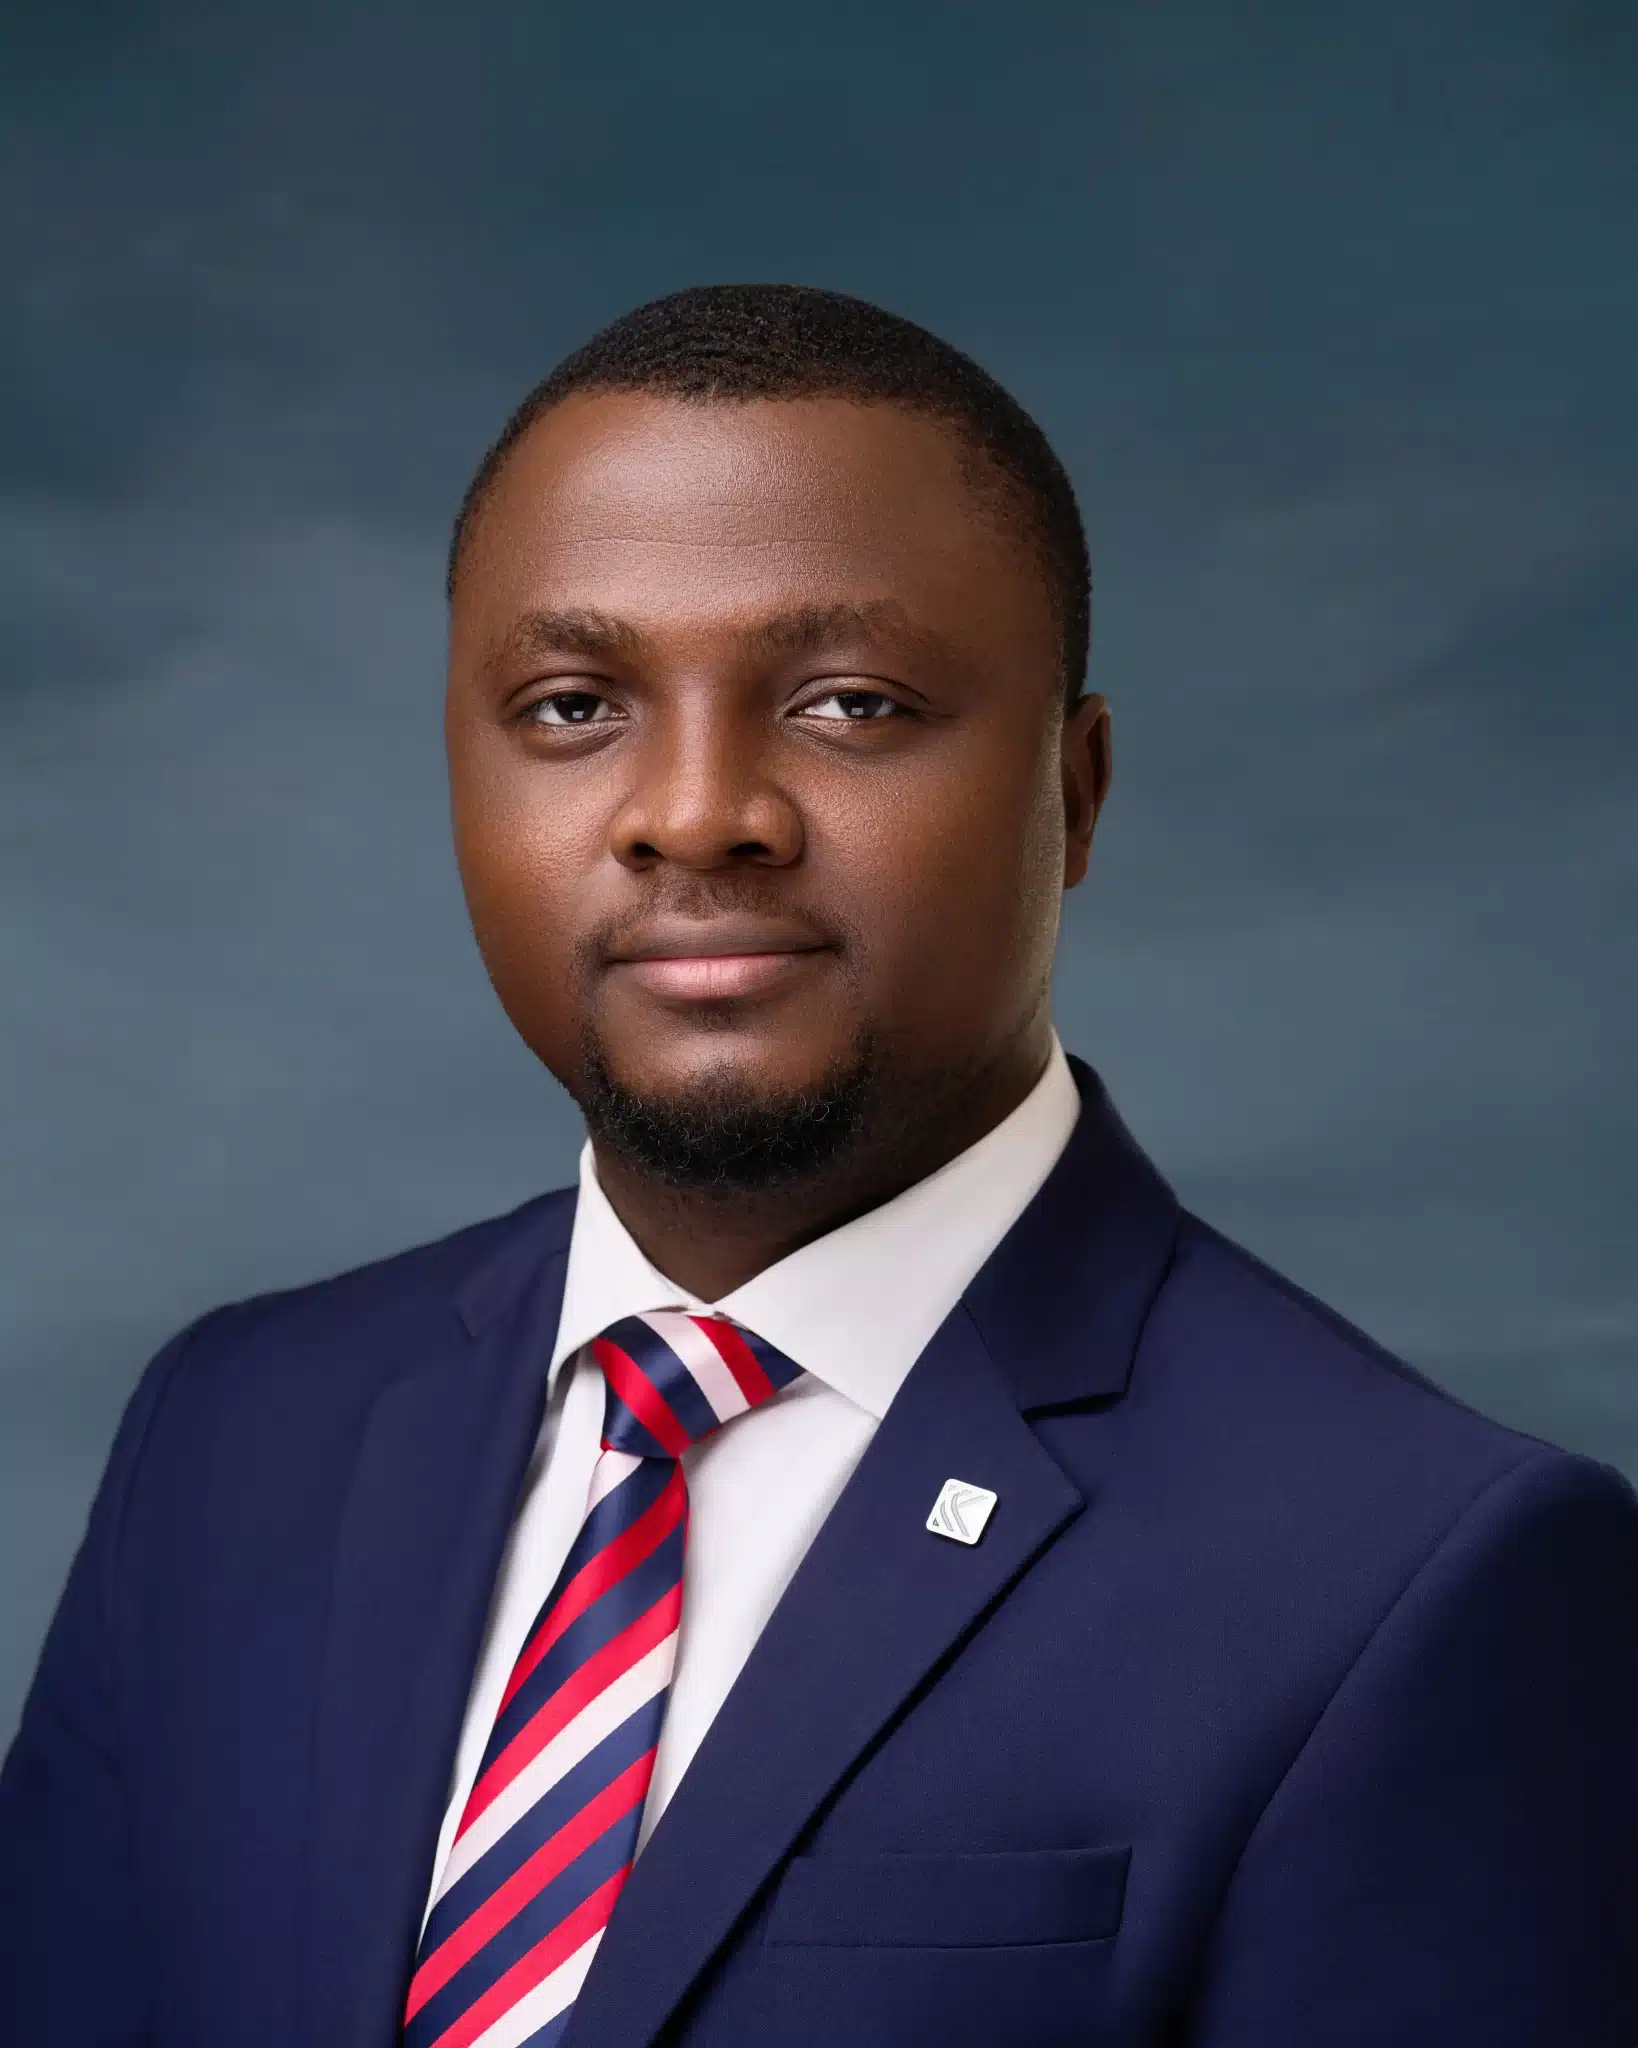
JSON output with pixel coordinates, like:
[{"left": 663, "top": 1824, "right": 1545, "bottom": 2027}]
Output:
[{"left": 572, "top": 875, "right": 856, "bottom": 979}]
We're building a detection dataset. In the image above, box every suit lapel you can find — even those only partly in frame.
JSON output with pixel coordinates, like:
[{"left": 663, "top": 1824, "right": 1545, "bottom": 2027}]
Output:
[
  {"left": 560, "top": 1305, "right": 1085, "bottom": 2048},
  {"left": 301, "top": 1205, "right": 572, "bottom": 2047}
]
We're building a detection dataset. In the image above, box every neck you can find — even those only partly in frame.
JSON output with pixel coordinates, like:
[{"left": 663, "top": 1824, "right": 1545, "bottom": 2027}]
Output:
[{"left": 588, "top": 1027, "right": 1054, "bottom": 1301}]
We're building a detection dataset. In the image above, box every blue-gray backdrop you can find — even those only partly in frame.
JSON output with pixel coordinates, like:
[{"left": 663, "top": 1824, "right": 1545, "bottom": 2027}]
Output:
[{"left": 4, "top": 0, "right": 1635, "bottom": 1740}]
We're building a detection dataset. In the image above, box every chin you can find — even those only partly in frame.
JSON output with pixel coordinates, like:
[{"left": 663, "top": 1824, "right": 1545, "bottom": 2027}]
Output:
[{"left": 574, "top": 1024, "right": 879, "bottom": 1192}]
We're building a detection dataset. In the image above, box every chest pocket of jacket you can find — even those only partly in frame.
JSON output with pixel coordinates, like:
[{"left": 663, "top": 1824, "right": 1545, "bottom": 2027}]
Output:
[{"left": 764, "top": 1844, "right": 1130, "bottom": 1949}]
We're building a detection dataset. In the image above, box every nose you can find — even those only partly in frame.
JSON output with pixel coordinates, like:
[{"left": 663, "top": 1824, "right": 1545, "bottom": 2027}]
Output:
[{"left": 608, "top": 699, "right": 803, "bottom": 873}]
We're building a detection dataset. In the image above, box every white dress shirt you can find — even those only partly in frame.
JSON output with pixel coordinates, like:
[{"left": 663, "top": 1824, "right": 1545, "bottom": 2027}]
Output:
[{"left": 421, "top": 1034, "right": 1081, "bottom": 1921}]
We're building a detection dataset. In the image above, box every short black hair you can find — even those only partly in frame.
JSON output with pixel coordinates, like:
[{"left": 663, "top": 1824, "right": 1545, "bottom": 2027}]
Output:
[{"left": 448, "top": 283, "right": 1091, "bottom": 705}]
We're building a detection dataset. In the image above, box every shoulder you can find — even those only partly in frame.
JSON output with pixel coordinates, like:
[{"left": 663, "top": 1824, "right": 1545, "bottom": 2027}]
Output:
[
  {"left": 1065, "top": 1207, "right": 1638, "bottom": 1625},
  {"left": 1151, "top": 1207, "right": 1566, "bottom": 1472},
  {"left": 136, "top": 1184, "right": 578, "bottom": 1426},
  {"left": 53, "top": 1185, "right": 578, "bottom": 1667}
]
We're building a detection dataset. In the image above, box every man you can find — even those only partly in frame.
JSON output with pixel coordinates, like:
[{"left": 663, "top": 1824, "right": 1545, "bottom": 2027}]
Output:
[{"left": 2, "top": 285, "right": 1634, "bottom": 2048}]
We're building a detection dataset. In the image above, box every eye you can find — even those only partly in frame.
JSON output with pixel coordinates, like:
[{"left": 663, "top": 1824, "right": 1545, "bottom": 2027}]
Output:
[
  {"left": 526, "top": 690, "right": 621, "bottom": 727},
  {"left": 797, "top": 689, "right": 902, "bottom": 723}
]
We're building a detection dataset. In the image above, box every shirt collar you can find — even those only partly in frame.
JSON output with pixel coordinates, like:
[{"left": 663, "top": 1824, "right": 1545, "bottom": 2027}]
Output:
[{"left": 550, "top": 1032, "right": 1081, "bottom": 1421}]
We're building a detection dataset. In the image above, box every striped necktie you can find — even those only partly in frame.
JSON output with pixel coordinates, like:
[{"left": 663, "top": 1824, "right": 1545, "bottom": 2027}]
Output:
[{"left": 403, "top": 1310, "right": 805, "bottom": 2048}]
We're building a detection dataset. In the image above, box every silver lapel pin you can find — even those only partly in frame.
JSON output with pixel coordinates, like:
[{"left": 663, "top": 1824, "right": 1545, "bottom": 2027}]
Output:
[{"left": 927, "top": 1478, "right": 998, "bottom": 1545}]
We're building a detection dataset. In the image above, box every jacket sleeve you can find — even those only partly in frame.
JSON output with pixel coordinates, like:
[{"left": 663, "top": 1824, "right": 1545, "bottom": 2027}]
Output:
[
  {"left": 0, "top": 1315, "right": 217, "bottom": 2047},
  {"left": 1189, "top": 1448, "right": 1638, "bottom": 2047}
]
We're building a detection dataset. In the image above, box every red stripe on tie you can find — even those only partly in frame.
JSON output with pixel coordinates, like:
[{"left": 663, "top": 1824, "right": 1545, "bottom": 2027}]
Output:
[
  {"left": 405, "top": 1749, "right": 655, "bottom": 2020},
  {"left": 593, "top": 1336, "right": 691, "bottom": 1456},
  {"left": 458, "top": 1581, "right": 682, "bottom": 1837},
  {"left": 498, "top": 1469, "right": 686, "bottom": 1718},
  {"left": 420, "top": 1867, "right": 628, "bottom": 2048},
  {"left": 695, "top": 1318, "right": 776, "bottom": 1405}
]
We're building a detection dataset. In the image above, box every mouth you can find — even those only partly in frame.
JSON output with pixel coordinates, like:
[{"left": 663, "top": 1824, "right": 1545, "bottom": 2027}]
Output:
[{"left": 605, "top": 916, "right": 831, "bottom": 1004}]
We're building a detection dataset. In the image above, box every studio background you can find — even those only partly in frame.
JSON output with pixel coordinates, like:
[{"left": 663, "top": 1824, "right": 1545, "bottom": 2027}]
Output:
[{"left": 4, "top": 0, "right": 1635, "bottom": 1741}]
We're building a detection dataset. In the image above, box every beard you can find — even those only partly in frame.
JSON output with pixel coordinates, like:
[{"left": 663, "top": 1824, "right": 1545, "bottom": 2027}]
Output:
[{"left": 575, "top": 1025, "right": 880, "bottom": 1194}]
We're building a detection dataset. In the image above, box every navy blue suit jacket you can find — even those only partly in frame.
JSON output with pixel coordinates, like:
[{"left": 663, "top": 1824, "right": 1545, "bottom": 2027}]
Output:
[{"left": 4, "top": 1059, "right": 1636, "bottom": 2045}]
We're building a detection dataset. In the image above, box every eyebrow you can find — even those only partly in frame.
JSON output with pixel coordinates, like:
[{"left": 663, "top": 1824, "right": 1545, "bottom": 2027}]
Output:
[
  {"left": 493, "top": 597, "right": 935, "bottom": 668},
  {"left": 741, "top": 599, "right": 931, "bottom": 658},
  {"left": 497, "top": 608, "right": 645, "bottom": 663}
]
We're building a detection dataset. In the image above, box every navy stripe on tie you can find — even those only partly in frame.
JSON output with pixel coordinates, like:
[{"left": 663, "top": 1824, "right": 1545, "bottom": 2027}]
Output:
[
  {"left": 560, "top": 1454, "right": 673, "bottom": 1575},
  {"left": 405, "top": 1811, "right": 633, "bottom": 2048},
  {"left": 737, "top": 1323, "right": 806, "bottom": 1393},
  {"left": 470, "top": 1456, "right": 671, "bottom": 1750},
  {"left": 481, "top": 1520, "right": 685, "bottom": 1766},
  {"left": 600, "top": 1316, "right": 722, "bottom": 1444},
  {"left": 423, "top": 1689, "right": 667, "bottom": 1957}
]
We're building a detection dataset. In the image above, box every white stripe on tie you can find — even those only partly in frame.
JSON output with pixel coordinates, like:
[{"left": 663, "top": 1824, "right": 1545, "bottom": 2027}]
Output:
[
  {"left": 644, "top": 1313, "right": 750, "bottom": 1426},
  {"left": 433, "top": 1635, "right": 675, "bottom": 1899},
  {"left": 467, "top": 1929, "right": 604, "bottom": 2048},
  {"left": 585, "top": 1447, "right": 642, "bottom": 1515}
]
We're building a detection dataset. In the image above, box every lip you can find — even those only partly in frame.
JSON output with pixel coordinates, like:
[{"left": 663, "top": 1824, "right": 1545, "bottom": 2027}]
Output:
[{"left": 606, "top": 916, "right": 830, "bottom": 1003}]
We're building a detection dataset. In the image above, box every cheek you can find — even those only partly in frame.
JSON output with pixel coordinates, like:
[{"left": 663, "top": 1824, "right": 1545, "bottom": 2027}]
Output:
[
  {"left": 834, "top": 737, "right": 1063, "bottom": 1013},
  {"left": 449, "top": 755, "right": 601, "bottom": 1031}
]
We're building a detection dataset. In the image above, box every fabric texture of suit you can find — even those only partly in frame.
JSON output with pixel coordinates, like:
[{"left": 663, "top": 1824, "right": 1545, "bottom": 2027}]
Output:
[{"left": 2, "top": 1057, "right": 1635, "bottom": 2046}]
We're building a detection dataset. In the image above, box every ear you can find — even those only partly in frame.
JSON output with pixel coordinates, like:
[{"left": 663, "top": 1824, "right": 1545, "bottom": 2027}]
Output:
[{"left": 1061, "top": 693, "right": 1111, "bottom": 889}]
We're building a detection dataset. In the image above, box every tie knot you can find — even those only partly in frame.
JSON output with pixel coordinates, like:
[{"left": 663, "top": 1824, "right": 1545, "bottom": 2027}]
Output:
[{"left": 590, "top": 1311, "right": 804, "bottom": 1458}]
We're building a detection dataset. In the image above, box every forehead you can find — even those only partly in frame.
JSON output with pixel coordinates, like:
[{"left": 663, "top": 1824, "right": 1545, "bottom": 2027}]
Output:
[{"left": 452, "top": 391, "right": 1055, "bottom": 658}]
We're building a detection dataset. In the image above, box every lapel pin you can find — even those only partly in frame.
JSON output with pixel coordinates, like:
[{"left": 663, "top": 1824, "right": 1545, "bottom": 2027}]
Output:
[{"left": 927, "top": 1478, "right": 998, "bottom": 1546}]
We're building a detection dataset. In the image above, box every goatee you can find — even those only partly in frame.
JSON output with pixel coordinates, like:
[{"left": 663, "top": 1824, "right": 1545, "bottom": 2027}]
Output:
[{"left": 575, "top": 1030, "right": 878, "bottom": 1194}]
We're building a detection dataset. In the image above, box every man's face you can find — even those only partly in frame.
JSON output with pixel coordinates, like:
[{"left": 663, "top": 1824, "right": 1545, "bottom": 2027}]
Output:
[{"left": 446, "top": 391, "right": 1105, "bottom": 1170}]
